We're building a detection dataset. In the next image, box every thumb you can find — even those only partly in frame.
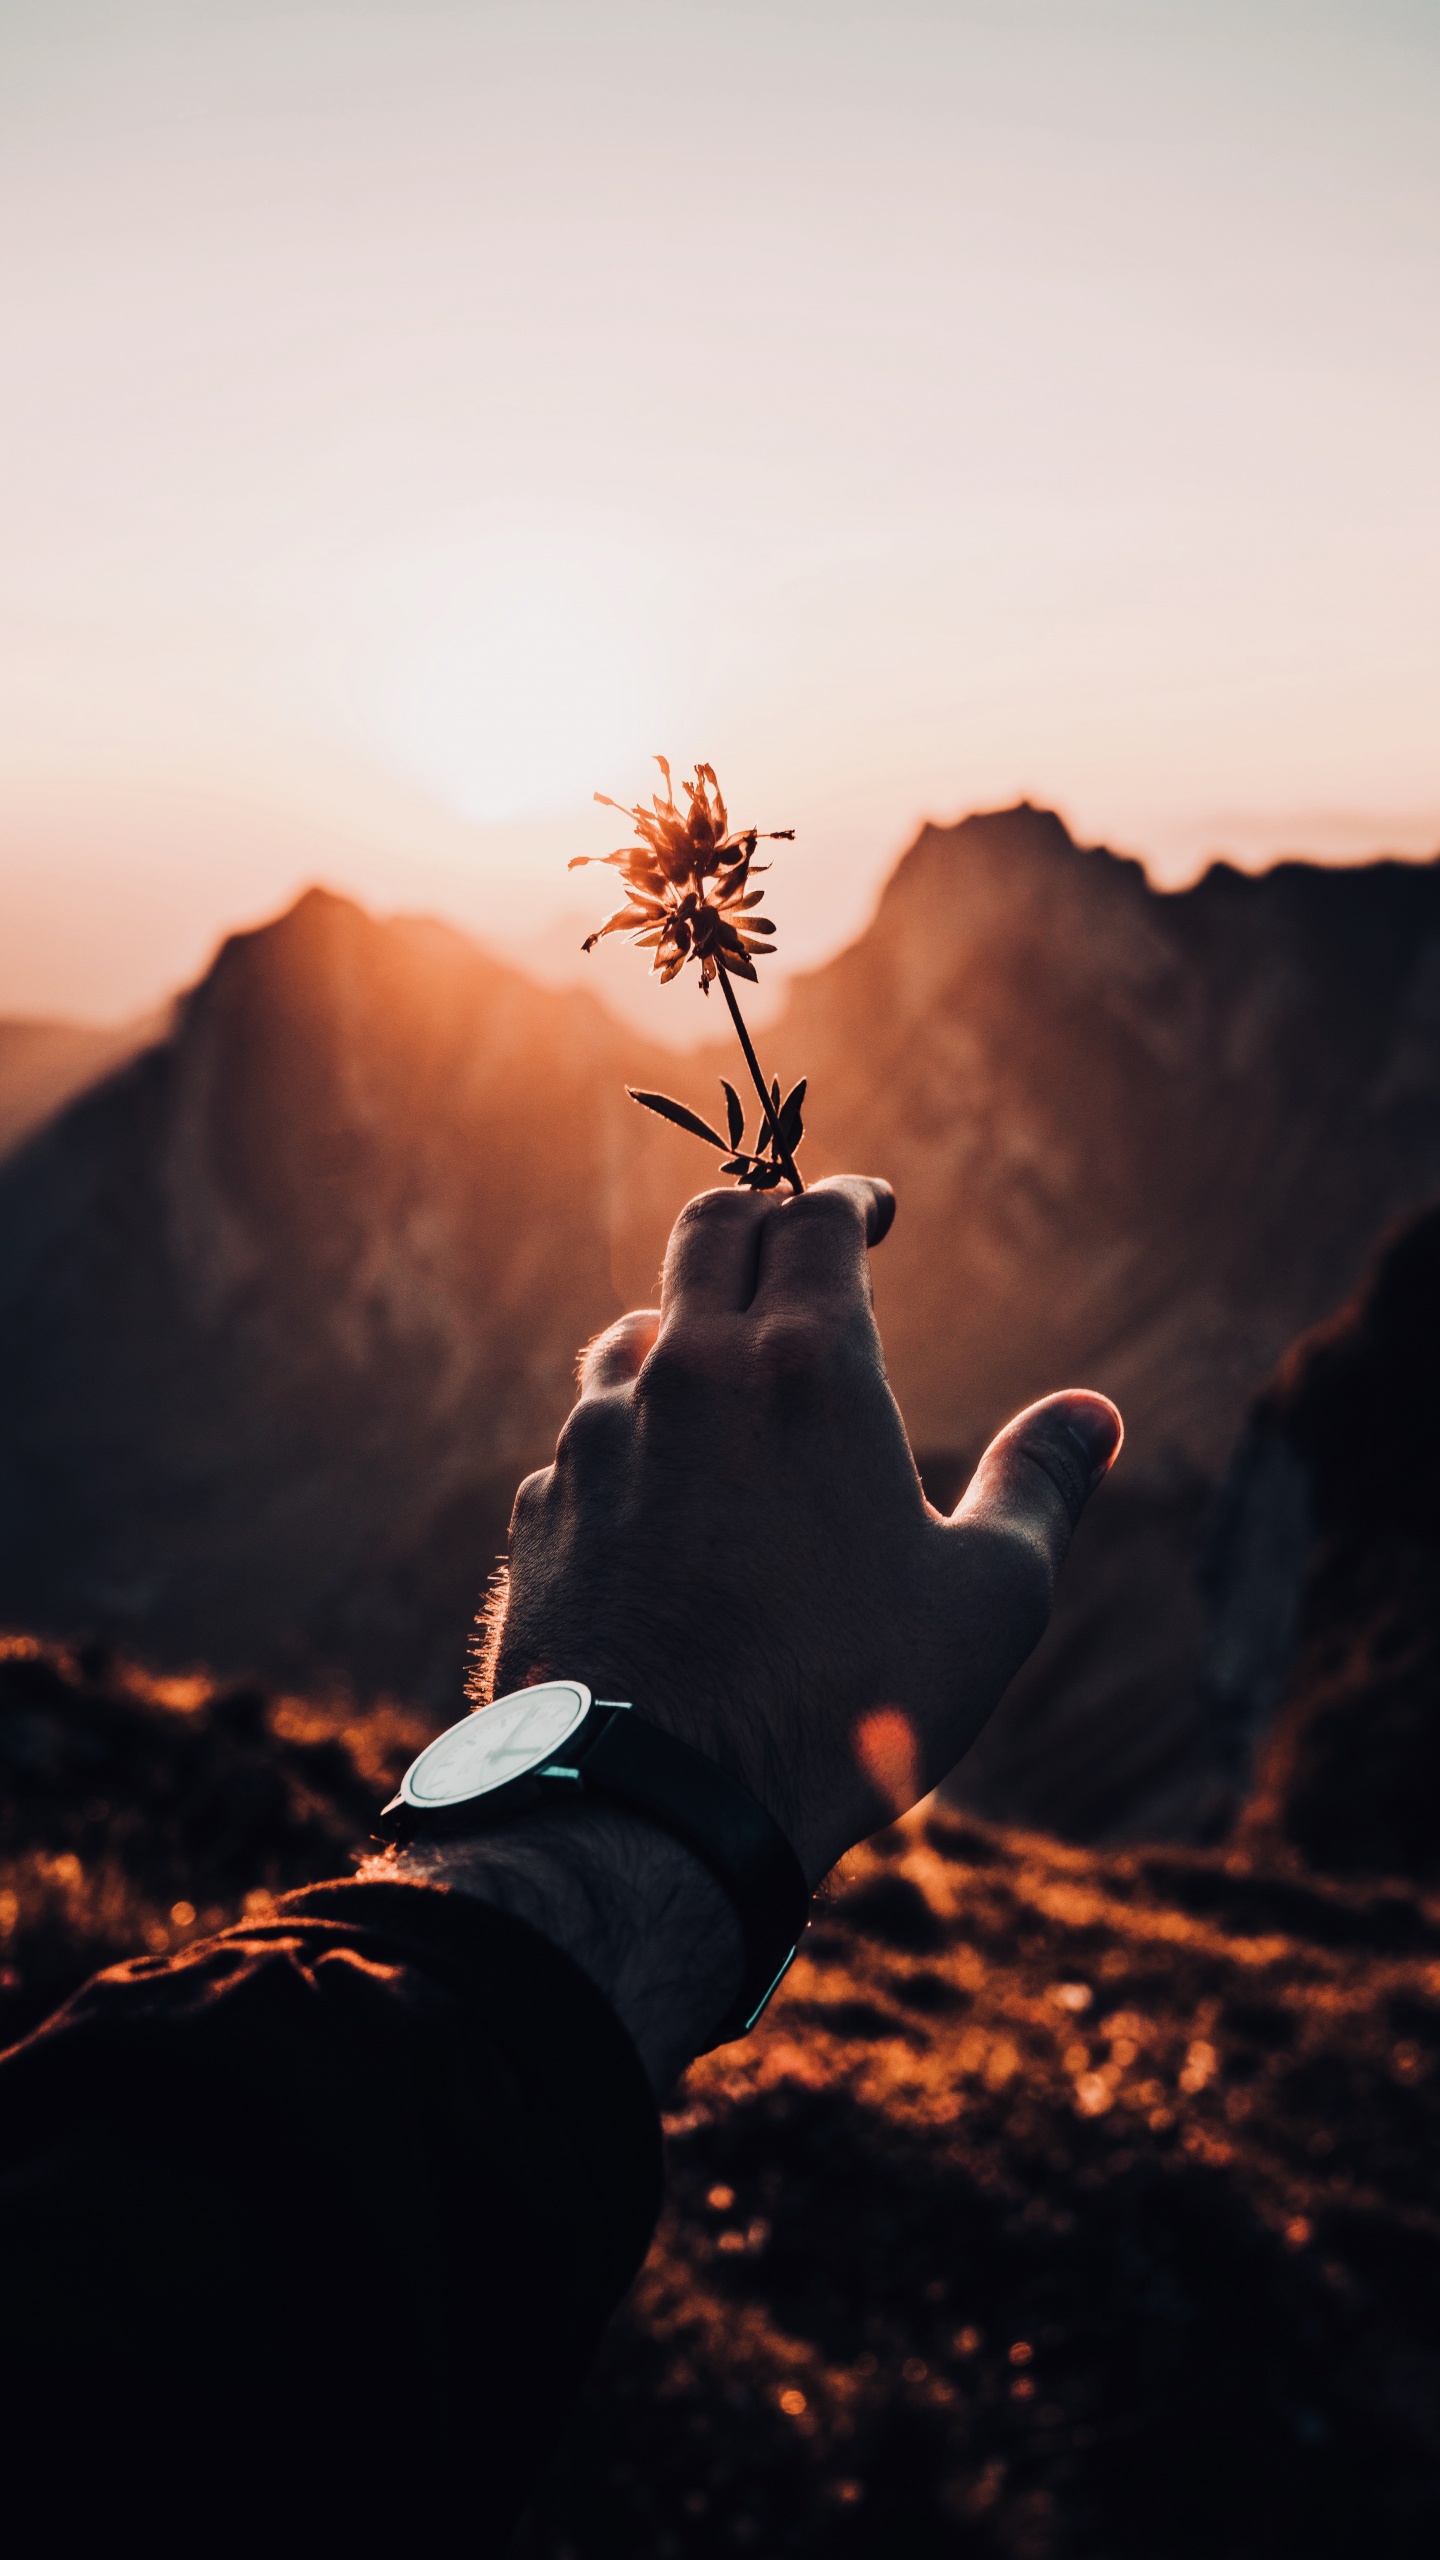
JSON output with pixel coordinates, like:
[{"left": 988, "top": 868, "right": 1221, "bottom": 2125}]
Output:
[{"left": 954, "top": 1390, "right": 1123, "bottom": 1592}]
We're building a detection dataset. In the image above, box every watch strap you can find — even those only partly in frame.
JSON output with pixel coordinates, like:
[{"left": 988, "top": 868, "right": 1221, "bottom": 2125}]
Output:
[
  {"left": 378, "top": 1697, "right": 810, "bottom": 2048},
  {"left": 576, "top": 1709, "right": 810, "bottom": 2046}
]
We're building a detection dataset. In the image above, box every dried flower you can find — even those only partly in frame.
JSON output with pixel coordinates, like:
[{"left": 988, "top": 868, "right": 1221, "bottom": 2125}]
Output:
[
  {"left": 572, "top": 757, "right": 807, "bottom": 1191},
  {"left": 570, "top": 756, "right": 792, "bottom": 990}
]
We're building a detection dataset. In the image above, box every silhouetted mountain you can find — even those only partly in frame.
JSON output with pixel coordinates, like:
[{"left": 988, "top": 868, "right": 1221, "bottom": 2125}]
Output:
[
  {"left": 1211, "top": 1199, "right": 1440, "bottom": 1886},
  {"left": 0, "top": 1013, "right": 160, "bottom": 1159},
  {"left": 1, "top": 811, "right": 1438, "bottom": 1778},
  {"left": 775, "top": 805, "right": 1440, "bottom": 1476},
  {"left": 0, "top": 891, "right": 682, "bottom": 1701}
]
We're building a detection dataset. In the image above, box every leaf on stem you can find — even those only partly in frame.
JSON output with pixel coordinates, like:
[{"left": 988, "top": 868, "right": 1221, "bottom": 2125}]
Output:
[
  {"left": 626, "top": 1089, "right": 728, "bottom": 1148},
  {"left": 721, "top": 1080, "right": 746, "bottom": 1149}
]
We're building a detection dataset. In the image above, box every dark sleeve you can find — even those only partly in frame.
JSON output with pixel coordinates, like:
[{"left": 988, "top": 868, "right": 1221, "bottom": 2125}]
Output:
[{"left": 0, "top": 1877, "right": 662, "bottom": 2556}]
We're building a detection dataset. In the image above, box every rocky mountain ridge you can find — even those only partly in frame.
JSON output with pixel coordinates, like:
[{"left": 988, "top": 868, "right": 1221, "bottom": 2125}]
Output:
[
  {"left": 775, "top": 805, "right": 1440, "bottom": 1477},
  {"left": 0, "top": 890, "right": 670, "bottom": 1700}
]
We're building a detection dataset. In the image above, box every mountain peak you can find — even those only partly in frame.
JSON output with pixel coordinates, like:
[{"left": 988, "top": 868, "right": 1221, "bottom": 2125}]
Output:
[{"left": 876, "top": 802, "right": 1155, "bottom": 945}]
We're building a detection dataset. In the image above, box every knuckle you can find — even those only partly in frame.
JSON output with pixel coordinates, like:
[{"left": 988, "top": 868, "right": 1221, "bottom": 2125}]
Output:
[
  {"left": 577, "top": 1306, "right": 656, "bottom": 1387},
  {"left": 553, "top": 1395, "right": 623, "bottom": 1470},
  {"left": 675, "top": 1187, "right": 757, "bottom": 1238},
  {"left": 509, "top": 1466, "right": 553, "bottom": 1535},
  {"left": 752, "top": 1311, "right": 826, "bottom": 1379},
  {"left": 635, "top": 1325, "right": 724, "bottom": 1400},
  {"left": 635, "top": 1337, "right": 687, "bottom": 1400},
  {"left": 575, "top": 1322, "right": 621, "bottom": 1386},
  {"left": 785, "top": 1188, "right": 857, "bottom": 1242}
]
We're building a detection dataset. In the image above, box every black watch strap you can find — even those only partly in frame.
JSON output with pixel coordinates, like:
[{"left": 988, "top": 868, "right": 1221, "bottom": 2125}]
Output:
[
  {"left": 378, "top": 1695, "right": 811, "bottom": 2048},
  {"left": 576, "top": 1710, "right": 811, "bottom": 2046}
]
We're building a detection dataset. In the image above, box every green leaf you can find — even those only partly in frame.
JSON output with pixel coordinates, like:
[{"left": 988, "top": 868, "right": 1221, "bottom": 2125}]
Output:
[
  {"left": 626, "top": 1089, "right": 727, "bottom": 1149},
  {"left": 778, "top": 1077, "right": 807, "bottom": 1149},
  {"left": 721, "top": 1080, "right": 746, "bottom": 1149}
]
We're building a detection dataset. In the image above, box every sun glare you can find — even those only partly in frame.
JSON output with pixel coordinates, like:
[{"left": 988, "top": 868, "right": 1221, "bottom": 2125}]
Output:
[{"left": 376, "top": 559, "right": 667, "bottom": 824}]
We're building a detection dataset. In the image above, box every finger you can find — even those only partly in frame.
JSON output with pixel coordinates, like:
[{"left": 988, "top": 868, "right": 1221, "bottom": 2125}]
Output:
[
  {"left": 751, "top": 1175, "right": 895, "bottom": 1316},
  {"left": 954, "top": 1389, "right": 1123, "bottom": 1568},
  {"left": 659, "top": 1186, "right": 775, "bottom": 1319},
  {"left": 576, "top": 1308, "right": 661, "bottom": 1396}
]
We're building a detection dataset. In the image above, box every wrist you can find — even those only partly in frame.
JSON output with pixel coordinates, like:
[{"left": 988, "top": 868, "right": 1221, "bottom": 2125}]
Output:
[
  {"left": 375, "top": 1682, "right": 811, "bottom": 2064},
  {"left": 366, "top": 1807, "right": 744, "bottom": 2094}
]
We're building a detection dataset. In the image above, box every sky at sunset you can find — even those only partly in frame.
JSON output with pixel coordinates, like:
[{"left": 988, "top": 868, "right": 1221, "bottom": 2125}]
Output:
[{"left": 2, "top": 0, "right": 1437, "bottom": 1037}]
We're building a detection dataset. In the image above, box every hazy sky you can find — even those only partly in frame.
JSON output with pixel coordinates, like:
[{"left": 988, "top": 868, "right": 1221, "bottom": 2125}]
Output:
[{"left": 2, "top": 0, "right": 1437, "bottom": 1033}]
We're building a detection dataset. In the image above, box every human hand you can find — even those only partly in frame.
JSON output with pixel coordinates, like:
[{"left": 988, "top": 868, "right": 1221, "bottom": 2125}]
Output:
[{"left": 489, "top": 1178, "right": 1121, "bottom": 1888}]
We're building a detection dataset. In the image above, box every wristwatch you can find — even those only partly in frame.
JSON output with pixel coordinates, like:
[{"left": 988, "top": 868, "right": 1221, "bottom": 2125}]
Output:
[{"left": 377, "top": 1681, "right": 811, "bottom": 2048}]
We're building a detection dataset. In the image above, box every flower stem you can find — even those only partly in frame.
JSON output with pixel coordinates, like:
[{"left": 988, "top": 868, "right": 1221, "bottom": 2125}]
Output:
[{"left": 716, "top": 962, "right": 803, "bottom": 1192}]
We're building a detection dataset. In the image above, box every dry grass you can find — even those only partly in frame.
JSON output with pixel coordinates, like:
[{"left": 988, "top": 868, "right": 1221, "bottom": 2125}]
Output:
[{"left": 3, "top": 1633, "right": 1437, "bottom": 2554}]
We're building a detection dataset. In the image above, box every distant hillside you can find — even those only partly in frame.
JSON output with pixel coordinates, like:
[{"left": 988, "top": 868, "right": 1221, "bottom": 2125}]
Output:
[
  {"left": 0, "top": 892, "right": 676, "bottom": 1701},
  {"left": 0, "top": 1013, "right": 160, "bottom": 1159},
  {"left": 1, "top": 812, "right": 1438, "bottom": 1800},
  {"left": 769, "top": 805, "right": 1440, "bottom": 1477},
  {"left": 1220, "top": 1198, "right": 1440, "bottom": 1886}
]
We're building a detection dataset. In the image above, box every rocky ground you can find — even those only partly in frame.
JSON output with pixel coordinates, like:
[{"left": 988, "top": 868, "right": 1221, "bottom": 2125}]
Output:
[
  {"left": 0, "top": 1633, "right": 429, "bottom": 2048},
  {"left": 2, "top": 1618, "right": 1436, "bottom": 2558},
  {"left": 517, "top": 1817, "right": 1440, "bottom": 2558}
]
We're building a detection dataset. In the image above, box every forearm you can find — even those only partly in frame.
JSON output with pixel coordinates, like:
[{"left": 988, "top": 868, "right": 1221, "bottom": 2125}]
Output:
[
  {"left": 372, "top": 1811, "right": 745, "bottom": 2091},
  {"left": 0, "top": 1873, "right": 668, "bottom": 2548}
]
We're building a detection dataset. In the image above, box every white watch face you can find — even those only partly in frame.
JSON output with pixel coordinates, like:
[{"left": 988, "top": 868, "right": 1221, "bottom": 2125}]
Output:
[{"left": 401, "top": 1681, "right": 592, "bottom": 1808}]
